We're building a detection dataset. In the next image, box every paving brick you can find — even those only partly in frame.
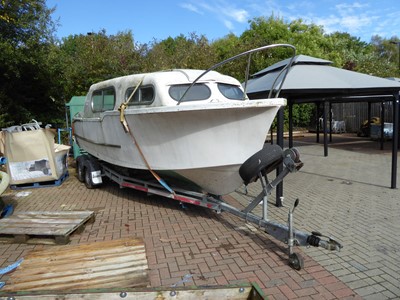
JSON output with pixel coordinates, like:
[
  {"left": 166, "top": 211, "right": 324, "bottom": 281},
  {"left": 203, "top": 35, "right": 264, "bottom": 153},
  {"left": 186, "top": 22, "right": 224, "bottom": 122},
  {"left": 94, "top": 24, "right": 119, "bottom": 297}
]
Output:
[
  {"left": 278, "top": 284, "right": 298, "bottom": 299},
  {"left": 3, "top": 144, "right": 383, "bottom": 298}
]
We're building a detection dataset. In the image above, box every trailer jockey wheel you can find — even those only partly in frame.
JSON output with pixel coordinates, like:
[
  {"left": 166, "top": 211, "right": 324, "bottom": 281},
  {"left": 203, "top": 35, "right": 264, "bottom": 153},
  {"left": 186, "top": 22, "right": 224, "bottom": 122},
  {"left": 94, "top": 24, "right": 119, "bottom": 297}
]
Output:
[{"left": 289, "top": 253, "right": 304, "bottom": 270}]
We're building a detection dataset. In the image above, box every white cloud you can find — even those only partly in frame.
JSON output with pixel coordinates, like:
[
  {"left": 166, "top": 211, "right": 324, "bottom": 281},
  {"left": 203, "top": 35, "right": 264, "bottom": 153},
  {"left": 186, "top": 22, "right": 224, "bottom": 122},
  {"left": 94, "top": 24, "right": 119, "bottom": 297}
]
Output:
[
  {"left": 335, "top": 2, "right": 367, "bottom": 14},
  {"left": 222, "top": 7, "right": 249, "bottom": 23},
  {"left": 180, "top": 2, "right": 203, "bottom": 14},
  {"left": 181, "top": 0, "right": 249, "bottom": 30},
  {"left": 224, "top": 20, "right": 234, "bottom": 30}
]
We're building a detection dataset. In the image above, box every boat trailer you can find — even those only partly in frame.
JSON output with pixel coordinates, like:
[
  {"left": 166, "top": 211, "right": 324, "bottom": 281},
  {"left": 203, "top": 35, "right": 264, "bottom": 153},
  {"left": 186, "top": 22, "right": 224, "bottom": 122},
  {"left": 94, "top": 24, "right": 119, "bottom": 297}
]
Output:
[{"left": 77, "top": 145, "right": 342, "bottom": 270}]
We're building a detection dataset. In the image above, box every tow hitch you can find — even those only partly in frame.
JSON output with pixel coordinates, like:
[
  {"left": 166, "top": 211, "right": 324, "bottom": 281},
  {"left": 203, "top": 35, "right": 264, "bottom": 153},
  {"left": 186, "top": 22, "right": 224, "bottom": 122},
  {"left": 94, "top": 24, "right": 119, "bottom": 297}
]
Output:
[{"left": 220, "top": 145, "right": 343, "bottom": 270}]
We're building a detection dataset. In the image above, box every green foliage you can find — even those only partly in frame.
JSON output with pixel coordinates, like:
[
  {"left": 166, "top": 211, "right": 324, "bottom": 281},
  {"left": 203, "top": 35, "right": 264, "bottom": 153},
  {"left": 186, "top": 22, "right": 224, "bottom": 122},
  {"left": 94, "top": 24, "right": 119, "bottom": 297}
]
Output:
[
  {"left": 56, "top": 30, "right": 142, "bottom": 101},
  {"left": 291, "top": 104, "right": 314, "bottom": 128},
  {"left": 142, "top": 33, "right": 217, "bottom": 72},
  {"left": 0, "top": 0, "right": 58, "bottom": 127},
  {"left": 1, "top": 5, "right": 399, "bottom": 130}
]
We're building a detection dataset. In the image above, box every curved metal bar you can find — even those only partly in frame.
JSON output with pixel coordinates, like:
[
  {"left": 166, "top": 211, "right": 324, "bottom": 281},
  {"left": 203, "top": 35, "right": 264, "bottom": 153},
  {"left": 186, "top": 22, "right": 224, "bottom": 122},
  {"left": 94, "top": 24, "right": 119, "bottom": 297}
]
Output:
[
  {"left": 177, "top": 43, "right": 296, "bottom": 105},
  {"left": 268, "top": 52, "right": 296, "bottom": 98}
]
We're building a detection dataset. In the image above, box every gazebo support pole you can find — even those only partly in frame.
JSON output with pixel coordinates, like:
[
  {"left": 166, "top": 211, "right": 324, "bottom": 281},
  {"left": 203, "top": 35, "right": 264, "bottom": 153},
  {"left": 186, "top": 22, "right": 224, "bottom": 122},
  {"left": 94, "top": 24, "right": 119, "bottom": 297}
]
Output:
[
  {"left": 316, "top": 102, "right": 320, "bottom": 143},
  {"left": 276, "top": 107, "right": 284, "bottom": 207},
  {"left": 323, "top": 101, "right": 328, "bottom": 157},
  {"left": 380, "top": 102, "right": 385, "bottom": 150},
  {"left": 391, "top": 93, "right": 399, "bottom": 189},
  {"left": 289, "top": 101, "right": 293, "bottom": 148},
  {"left": 329, "top": 102, "right": 333, "bottom": 142},
  {"left": 368, "top": 102, "right": 372, "bottom": 137}
]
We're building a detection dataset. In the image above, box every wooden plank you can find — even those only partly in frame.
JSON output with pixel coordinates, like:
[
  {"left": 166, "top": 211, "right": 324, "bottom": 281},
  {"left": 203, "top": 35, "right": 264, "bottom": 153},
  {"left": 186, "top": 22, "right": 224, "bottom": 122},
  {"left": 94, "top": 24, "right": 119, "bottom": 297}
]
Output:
[
  {"left": 3, "top": 238, "right": 149, "bottom": 292},
  {"left": 0, "top": 211, "right": 95, "bottom": 244},
  {"left": 0, "top": 285, "right": 263, "bottom": 299}
]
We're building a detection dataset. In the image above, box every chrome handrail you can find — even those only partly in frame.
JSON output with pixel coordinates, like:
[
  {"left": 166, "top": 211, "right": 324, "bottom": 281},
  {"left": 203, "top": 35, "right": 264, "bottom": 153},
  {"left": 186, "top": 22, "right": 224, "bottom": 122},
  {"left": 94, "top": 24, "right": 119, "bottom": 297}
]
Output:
[{"left": 177, "top": 43, "right": 296, "bottom": 105}]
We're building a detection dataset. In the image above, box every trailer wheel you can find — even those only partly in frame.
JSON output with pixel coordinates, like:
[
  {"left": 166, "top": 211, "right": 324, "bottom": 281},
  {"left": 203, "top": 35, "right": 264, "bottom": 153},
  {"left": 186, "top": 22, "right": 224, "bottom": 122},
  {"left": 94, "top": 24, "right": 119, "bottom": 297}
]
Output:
[
  {"left": 84, "top": 162, "right": 96, "bottom": 189},
  {"left": 76, "top": 159, "right": 85, "bottom": 182},
  {"left": 289, "top": 253, "right": 304, "bottom": 270},
  {"left": 239, "top": 144, "right": 283, "bottom": 185}
]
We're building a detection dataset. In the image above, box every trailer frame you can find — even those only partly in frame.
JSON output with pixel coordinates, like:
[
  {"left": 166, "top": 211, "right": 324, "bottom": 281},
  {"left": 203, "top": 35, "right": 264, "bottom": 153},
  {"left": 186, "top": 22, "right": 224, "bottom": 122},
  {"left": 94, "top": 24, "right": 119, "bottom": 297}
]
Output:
[{"left": 76, "top": 147, "right": 342, "bottom": 270}]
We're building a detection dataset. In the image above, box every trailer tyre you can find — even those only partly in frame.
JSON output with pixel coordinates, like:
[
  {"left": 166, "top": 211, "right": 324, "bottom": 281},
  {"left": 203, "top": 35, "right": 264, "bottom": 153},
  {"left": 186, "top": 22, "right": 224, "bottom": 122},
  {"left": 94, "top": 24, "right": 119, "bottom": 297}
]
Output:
[
  {"left": 82, "top": 156, "right": 102, "bottom": 189},
  {"left": 239, "top": 144, "right": 283, "bottom": 185},
  {"left": 76, "top": 157, "right": 85, "bottom": 182},
  {"left": 84, "top": 162, "right": 96, "bottom": 189},
  {"left": 289, "top": 253, "right": 304, "bottom": 270}
]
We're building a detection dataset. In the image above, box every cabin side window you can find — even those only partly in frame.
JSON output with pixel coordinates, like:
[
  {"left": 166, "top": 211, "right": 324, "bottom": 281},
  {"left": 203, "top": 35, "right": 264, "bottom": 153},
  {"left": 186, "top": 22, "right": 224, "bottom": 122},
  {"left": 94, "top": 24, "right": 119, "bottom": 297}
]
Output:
[
  {"left": 91, "top": 88, "right": 116, "bottom": 112},
  {"left": 217, "top": 83, "right": 246, "bottom": 100},
  {"left": 169, "top": 84, "right": 211, "bottom": 102},
  {"left": 125, "top": 86, "right": 155, "bottom": 105}
]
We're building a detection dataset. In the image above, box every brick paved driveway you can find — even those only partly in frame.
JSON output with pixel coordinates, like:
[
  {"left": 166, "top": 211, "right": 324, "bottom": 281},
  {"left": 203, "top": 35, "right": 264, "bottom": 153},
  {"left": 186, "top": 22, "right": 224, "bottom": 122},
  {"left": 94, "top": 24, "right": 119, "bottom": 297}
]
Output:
[{"left": 0, "top": 162, "right": 358, "bottom": 299}]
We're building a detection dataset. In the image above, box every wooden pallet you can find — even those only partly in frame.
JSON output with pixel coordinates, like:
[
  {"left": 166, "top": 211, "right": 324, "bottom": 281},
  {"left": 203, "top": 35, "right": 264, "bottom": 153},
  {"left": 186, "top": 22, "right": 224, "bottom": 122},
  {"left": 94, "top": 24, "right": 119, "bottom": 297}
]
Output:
[
  {"left": 1, "top": 238, "right": 149, "bottom": 292},
  {"left": 0, "top": 210, "right": 95, "bottom": 244},
  {"left": 10, "top": 171, "right": 69, "bottom": 190}
]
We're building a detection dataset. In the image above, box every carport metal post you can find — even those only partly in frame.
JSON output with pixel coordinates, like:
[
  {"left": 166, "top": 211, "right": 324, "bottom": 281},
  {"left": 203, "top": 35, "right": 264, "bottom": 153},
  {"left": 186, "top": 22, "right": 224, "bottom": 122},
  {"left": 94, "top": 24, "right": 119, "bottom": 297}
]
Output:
[
  {"left": 368, "top": 102, "right": 372, "bottom": 137},
  {"left": 276, "top": 106, "right": 284, "bottom": 206},
  {"left": 323, "top": 101, "right": 328, "bottom": 157},
  {"left": 316, "top": 102, "right": 320, "bottom": 143},
  {"left": 380, "top": 102, "right": 385, "bottom": 150},
  {"left": 329, "top": 102, "right": 333, "bottom": 142},
  {"left": 391, "top": 93, "right": 399, "bottom": 189},
  {"left": 289, "top": 101, "right": 293, "bottom": 148}
]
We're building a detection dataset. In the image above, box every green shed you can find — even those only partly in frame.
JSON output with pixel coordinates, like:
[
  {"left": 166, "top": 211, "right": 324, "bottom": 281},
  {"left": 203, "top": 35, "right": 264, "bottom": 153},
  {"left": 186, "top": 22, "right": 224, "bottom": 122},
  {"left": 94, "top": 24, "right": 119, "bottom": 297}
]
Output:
[{"left": 66, "top": 96, "right": 86, "bottom": 159}]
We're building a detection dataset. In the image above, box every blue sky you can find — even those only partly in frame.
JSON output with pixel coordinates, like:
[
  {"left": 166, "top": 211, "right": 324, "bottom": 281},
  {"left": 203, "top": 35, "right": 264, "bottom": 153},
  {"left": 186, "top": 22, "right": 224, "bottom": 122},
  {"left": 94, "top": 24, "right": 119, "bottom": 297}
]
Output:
[{"left": 46, "top": 0, "right": 399, "bottom": 44}]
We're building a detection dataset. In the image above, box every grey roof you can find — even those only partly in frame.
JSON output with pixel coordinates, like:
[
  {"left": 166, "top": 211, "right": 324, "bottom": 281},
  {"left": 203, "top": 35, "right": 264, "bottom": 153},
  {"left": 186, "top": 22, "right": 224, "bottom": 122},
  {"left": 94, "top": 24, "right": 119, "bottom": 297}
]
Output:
[{"left": 246, "top": 55, "right": 400, "bottom": 101}]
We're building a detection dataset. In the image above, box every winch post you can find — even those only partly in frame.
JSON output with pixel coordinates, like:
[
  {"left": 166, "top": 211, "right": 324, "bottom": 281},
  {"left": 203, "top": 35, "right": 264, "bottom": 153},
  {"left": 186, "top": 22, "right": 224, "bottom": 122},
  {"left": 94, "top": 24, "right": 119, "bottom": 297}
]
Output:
[
  {"left": 259, "top": 172, "right": 269, "bottom": 221},
  {"left": 220, "top": 147, "right": 341, "bottom": 270}
]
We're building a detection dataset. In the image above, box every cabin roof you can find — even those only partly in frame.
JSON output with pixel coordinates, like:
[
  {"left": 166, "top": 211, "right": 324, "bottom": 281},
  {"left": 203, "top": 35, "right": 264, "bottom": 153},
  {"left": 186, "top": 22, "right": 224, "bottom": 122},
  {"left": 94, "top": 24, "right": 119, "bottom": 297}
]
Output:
[{"left": 88, "top": 69, "right": 240, "bottom": 92}]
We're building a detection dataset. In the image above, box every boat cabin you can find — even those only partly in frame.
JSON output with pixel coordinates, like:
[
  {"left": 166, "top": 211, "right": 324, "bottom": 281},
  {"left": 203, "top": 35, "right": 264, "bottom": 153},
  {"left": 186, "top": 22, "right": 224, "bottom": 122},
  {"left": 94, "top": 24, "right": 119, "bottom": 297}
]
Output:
[{"left": 81, "top": 69, "right": 247, "bottom": 118}]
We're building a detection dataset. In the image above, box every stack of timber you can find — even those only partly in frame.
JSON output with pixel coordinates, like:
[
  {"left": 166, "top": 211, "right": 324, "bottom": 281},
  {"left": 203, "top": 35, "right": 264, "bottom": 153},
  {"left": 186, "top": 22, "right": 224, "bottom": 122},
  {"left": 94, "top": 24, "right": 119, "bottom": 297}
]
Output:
[
  {"left": 2, "top": 238, "right": 149, "bottom": 292},
  {"left": 0, "top": 211, "right": 95, "bottom": 244}
]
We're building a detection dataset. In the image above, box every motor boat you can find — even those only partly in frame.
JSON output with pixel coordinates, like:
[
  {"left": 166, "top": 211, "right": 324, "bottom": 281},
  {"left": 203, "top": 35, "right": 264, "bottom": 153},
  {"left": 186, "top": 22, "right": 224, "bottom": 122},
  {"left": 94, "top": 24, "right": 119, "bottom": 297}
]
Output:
[{"left": 72, "top": 44, "right": 295, "bottom": 195}]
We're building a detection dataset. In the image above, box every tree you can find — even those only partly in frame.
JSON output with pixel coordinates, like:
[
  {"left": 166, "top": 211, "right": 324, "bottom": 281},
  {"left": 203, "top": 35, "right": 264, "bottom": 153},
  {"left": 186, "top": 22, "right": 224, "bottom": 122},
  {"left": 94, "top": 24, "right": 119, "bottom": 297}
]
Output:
[
  {"left": 370, "top": 35, "right": 400, "bottom": 77},
  {"left": 0, "top": 0, "right": 58, "bottom": 127},
  {"left": 56, "top": 30, "right": 142, "bottom": 100},
  {"left": 142, "top": 33, "right": 217, "bottom": 72}
]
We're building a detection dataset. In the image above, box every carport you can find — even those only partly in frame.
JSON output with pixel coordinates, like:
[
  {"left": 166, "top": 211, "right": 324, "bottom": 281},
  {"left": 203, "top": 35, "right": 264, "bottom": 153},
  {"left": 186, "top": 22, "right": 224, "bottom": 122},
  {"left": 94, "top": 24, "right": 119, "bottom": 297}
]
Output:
[{"left": 246, "top": 55, "right": 400, "bottom": 206}]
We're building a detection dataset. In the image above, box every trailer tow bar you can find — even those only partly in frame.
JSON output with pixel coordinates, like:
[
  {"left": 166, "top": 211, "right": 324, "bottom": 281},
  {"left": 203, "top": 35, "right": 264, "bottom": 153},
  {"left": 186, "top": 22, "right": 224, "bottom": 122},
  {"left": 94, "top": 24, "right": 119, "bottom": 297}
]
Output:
[{"left": 220, "top": 146, "right": 343, "bottom": 270}]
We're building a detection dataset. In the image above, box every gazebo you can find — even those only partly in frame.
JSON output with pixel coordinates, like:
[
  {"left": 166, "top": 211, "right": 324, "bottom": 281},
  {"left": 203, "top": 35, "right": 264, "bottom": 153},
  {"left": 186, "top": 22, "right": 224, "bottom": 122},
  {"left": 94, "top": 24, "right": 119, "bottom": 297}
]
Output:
[{"left": 246, "top": 55, "right": 400, "bottom": 205}]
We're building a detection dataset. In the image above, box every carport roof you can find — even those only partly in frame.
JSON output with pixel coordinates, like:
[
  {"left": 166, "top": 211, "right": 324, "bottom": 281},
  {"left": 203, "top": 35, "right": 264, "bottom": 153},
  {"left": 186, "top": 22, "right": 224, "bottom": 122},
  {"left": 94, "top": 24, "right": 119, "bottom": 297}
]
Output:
[
  {"left": 246, "top": 55, "right": 400, "bottom": 100},
  {"left": 245, "top": 54, "right": 400, "bottom": 193}
]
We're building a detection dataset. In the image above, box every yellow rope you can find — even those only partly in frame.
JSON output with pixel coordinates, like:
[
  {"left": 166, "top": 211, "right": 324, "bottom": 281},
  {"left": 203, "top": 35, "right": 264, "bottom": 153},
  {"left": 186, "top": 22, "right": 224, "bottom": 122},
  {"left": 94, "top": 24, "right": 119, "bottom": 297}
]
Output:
[{"left": 118, "top": 78, "right": 175, "bottom": 194}]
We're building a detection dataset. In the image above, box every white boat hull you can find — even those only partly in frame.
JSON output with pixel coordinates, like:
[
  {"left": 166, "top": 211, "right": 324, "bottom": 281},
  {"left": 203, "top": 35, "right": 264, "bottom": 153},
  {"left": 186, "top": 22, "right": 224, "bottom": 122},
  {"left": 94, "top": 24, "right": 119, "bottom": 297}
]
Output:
[{"left": 74, "top": 100, "right": 284, "bottom": 195}]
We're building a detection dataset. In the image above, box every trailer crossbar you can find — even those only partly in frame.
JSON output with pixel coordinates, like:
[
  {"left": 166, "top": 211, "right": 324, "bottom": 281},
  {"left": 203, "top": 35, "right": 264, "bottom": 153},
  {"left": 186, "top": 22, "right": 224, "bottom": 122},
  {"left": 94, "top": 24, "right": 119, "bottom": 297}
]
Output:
[{"left": 102, "top": 165, "right": 222, "bottom": 212}]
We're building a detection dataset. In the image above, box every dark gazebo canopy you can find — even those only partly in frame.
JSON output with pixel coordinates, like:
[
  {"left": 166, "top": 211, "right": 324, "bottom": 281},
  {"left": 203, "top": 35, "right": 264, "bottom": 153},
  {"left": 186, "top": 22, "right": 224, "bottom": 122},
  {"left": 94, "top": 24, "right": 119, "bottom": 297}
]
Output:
[
  {"left": 245, "top": 55, "right": 400, "bottom": 205},
  {"left": 246, "top": 55, "right": 400, "bottom": 100}
]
